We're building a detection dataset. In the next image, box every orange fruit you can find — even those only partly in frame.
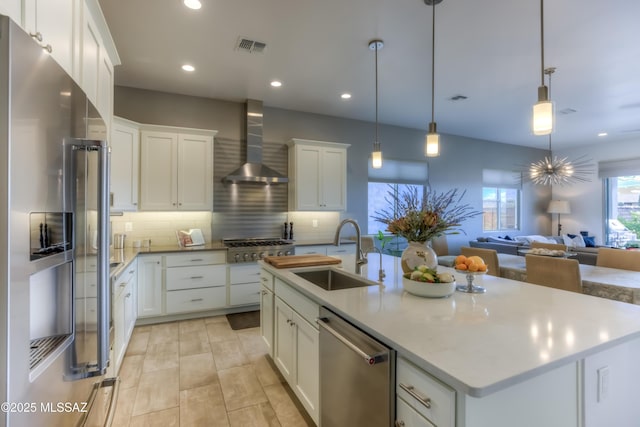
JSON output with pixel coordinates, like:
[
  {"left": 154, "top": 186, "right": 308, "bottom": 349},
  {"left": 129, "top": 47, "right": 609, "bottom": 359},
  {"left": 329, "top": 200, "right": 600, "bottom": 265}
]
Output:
[
  {"left": 464, "top": 258, "right": 473, "bottom": 266},
  {"left": 455, "top": 255, "right": 467, "bottom": 265},
  {"left": 468, "top": 263, "right": 479, "bottom": 272},
  {"left": 468, "top": 255, "right": 485, "bottom": 265},
  {"left": 477, "top": 264, "right": 487, "bottom": 272},
  {"left": 456, "top": 263, "right": 468, "bottom": 270}
]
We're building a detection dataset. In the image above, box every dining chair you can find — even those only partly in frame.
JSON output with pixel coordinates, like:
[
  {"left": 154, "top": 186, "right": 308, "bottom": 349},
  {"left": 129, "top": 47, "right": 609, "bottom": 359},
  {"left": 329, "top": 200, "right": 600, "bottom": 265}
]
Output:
[
  {"left": 460, "top": 246, "right": 499, "bottom": 276},
  {"left": 596, "top": 247, "right": 640, "bottom": 271},
  {"left": 432, "top": 235, "right": 457, "bottom": 267},
  {"left": 525, "top": 255, "right": 582, "bottom": 293},
  {"left": 530, "top": 241, "right": 568, "bottom": 251}
]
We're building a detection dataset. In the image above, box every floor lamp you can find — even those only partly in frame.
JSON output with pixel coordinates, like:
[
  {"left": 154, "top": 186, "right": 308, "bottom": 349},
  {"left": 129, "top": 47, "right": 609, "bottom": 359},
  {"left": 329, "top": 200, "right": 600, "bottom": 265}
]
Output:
[{"left": 547, "top": 200, "right": 571, "bottom": 236}]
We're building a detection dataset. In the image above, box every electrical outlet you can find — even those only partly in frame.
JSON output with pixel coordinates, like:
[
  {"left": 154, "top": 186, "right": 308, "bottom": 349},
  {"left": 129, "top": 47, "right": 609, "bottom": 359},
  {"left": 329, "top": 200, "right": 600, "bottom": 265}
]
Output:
[
  {"left": 312, "top": 219, "right": 318, "bottom": 228},
  {"left": 597, "top": 366, "right": 610, "bottom": 402},
  {"left": 125, "top": 222, "right": 133, "bottom": 232}
]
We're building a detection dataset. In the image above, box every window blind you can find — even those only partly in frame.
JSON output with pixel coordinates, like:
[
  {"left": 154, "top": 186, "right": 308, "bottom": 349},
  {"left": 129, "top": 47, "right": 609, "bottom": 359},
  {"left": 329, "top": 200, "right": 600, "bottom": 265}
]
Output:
[
  {"left": 368, "top": 158, "right": 428, "bottom": 183},
  {"left": 598, "top": 158, "right": 640, "bottom": 178}
]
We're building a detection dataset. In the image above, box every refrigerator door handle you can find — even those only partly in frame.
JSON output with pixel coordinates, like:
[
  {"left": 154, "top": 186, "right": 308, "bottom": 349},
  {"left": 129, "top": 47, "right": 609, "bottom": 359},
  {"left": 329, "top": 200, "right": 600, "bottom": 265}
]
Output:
[
  {"left": 96, "top": 140, "right": 111, "bottom": 375},
  {"left": 68, "top": 139, "right": 111, "bottom": 378}
]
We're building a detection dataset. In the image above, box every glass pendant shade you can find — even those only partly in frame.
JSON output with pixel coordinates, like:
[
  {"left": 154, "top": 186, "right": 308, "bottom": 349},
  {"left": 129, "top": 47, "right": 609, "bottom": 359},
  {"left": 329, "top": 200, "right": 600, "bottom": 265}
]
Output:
[
  {"left": 372, "top": 142, "right": 383, "bottom": 169},
  {"left": 425, "top": 122, "right": 440, "bottom": 157},
  {"left": 533, "top": 92, "right": 553, "bottom": 135}
]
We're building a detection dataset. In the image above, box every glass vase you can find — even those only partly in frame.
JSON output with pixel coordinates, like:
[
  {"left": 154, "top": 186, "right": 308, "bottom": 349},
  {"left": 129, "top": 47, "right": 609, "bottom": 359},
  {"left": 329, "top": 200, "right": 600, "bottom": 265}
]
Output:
[{"left": 401, "top": 241, "right": 438, "bottom": 274}]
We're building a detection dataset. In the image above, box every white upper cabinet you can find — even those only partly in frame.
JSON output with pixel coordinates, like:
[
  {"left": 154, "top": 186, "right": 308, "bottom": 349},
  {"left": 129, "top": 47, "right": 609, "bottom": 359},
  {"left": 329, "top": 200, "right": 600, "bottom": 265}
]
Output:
[
  {"left": 81, "top": 0, "right": 115, "bottom": 122},
  {"left": 111, "top": 117, "right": 139, "bottom": 211},
  {"left": 1, "top": 0, "right": 119, "bottom": 126},
  {"left": 139, "top": 126, "right": 216, "bottom": 211},
  {"left": 22, "top": 0, "right": 74, "bottom": 76},
  {"left": 288, "top": 138, "right": 349, "bottom": 211},
  {"left": 0, "top": 0, "right": 22, "bottom": 28}
]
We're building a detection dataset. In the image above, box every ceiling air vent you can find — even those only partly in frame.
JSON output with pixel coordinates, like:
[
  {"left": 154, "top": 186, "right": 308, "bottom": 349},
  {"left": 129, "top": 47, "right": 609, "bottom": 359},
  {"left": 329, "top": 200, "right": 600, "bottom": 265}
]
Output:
[{"left": 235, "top": 37, "right": 267, "bottom": 53}]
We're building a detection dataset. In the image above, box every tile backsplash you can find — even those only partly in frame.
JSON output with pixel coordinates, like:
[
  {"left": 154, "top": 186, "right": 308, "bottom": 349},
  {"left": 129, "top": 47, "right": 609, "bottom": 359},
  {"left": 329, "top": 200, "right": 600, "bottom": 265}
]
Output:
[
  {"left": 110, "top": 211, "right": 212, "bottom": 247},
  {"left": 110, "top": 210, "right": 362, "bottom": 248}
]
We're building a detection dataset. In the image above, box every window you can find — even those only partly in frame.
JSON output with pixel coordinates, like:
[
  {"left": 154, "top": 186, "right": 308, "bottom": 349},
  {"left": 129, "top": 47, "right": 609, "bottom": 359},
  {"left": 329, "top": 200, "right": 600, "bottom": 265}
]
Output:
[
  {"left": 482, "top": 169, "right": 520, "bottom": 232},
  {"left": 367, "top": 183, "right": 424, "bottom": 234},
  {"left": 367, "top": 159, "right": 429, "bottom": 236},
  {"left": 599, "top": 159, "right": 640, "bottom": 247},
  {"left": 482, "top": 187, "right": 519, "bottom": 231}
]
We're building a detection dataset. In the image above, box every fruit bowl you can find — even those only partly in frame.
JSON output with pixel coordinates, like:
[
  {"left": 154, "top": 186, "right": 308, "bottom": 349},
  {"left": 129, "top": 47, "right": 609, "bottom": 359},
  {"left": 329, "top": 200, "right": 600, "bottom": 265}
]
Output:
[{"left": 402, "top": 277, "right": 456, "bottom": 298}]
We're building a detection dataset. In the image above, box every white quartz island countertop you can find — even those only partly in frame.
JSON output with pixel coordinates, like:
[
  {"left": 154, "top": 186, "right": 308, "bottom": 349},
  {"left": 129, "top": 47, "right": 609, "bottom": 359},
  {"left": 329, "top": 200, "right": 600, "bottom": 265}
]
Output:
[{"left": 259, "top": 253, "right": 640, "bottom": 398}]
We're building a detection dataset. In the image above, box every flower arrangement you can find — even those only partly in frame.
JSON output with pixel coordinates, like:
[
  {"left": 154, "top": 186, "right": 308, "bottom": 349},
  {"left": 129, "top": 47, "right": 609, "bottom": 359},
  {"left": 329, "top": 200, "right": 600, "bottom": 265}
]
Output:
[{"left": 371, "top": 185, "right": 480, "bottom": 243}]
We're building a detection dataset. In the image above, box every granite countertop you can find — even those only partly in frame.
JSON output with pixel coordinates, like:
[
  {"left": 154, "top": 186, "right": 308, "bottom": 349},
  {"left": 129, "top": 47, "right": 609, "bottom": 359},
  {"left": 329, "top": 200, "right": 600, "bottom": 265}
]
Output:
[{"left": 259, "top": 253, "right": 640, "bottom": 398}]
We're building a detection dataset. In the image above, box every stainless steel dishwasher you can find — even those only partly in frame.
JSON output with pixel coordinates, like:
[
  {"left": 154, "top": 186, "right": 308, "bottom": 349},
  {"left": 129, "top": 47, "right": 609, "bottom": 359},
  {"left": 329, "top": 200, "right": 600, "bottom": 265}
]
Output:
[{"left": 317, "top": 307, "right": 395, "bottom": 427}]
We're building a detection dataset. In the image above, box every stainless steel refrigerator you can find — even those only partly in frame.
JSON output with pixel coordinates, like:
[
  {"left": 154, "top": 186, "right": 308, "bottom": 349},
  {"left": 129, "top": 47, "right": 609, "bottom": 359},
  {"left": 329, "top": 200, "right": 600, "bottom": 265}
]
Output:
[{"left": 0, "top": 14, "right": 117, "bottom": 427}]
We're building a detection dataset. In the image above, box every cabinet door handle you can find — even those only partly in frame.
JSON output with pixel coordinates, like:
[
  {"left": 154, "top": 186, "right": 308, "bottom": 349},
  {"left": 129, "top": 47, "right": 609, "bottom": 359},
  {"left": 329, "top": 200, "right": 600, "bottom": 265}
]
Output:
[
  {"left": 125, "top": 293, "right": 131, "bottom": 298},
  {"left": 43, "top": 44, "right": 52, "bottom": 53},
  {"left": 29, "top": 31, "right": 43, "bottom": 41},
  {"left": 190, "top": 298, "right": 204, "bottom": 302},
  {"left": 190, "top": 259, "right": 204, "bottom": 262},
  {"left": 190, "top": 276, "right": 204, "bottom": 280},
  {"left": 394, "top": 421, "right": 405, "bottom": 427},
  {"left": 261, "top": 290, "right": 268, "bottom": 295},
  {"left": 289, "top": 321, "right": 295, "bottom": 327},
  {"left": 398, "top": 383, "right": 431, "bottom": 409}
]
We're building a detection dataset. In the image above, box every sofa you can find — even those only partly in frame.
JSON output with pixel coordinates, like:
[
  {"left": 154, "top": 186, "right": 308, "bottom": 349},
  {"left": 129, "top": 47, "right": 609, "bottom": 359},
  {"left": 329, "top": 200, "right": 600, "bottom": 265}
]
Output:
[{"left": 469, "top": 235, "right": 602, "bottom": 265}]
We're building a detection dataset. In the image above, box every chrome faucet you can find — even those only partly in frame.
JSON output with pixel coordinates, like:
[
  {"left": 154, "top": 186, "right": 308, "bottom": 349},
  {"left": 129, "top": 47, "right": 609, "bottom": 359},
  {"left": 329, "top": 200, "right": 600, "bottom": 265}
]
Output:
[{"left": 334, "top": 219, "right": 368, "bottom": 274}]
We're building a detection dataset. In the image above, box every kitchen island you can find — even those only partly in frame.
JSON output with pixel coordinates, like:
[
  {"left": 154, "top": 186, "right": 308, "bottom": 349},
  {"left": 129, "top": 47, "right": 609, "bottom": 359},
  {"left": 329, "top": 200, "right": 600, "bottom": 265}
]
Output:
[{"left": 260, "top": 253, "right": 640, "bottom": 427}]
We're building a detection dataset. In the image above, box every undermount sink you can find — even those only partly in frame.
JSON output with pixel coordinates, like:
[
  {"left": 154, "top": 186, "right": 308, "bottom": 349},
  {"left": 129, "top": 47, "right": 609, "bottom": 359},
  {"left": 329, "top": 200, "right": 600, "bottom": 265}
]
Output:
[{"left": 294, "top": 269, "right": 377, "bottom": 291}]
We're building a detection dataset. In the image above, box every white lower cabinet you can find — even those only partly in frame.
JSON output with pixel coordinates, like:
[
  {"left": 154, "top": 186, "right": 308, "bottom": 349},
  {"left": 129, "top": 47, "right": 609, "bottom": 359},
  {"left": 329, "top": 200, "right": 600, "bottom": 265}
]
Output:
[
  {"left": 165, "top": 286, "right": 226, "bottom": 314},
  {"left": 137, "top": 255, "right": 163, "bottom": 318},
  {"left": 112, "top": 260, "right": 137, "bottom": 373},
  {"left": 260, "top": 270, "right": 275, "bottom": 356},
  {"left": 271, "top": 277, "right": 320, "bottom": 425},
  {"left": 229, "top": 264, "right": 262, "bottom": 306},
  {"left": 396, "top": 397, "right": 436, "bottom": 427},
  {"left": 165, "top": 252, "right": 227, "bottom": 315},
  {"left": 396, "top": 357, "right": 455, "bottom": 427}
]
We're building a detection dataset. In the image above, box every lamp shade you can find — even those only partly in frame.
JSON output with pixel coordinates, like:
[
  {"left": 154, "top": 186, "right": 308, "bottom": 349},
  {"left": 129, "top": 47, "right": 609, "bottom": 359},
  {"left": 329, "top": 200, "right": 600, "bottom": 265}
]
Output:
[
  {"left": 371, "top": 149, "right": 382, "bottom": 169},
  {"left": 547, "top": 200, "right": 571, "bottom": 214},
  {"left": 533, "top": 100, "right": 553, "bottom": 135}
]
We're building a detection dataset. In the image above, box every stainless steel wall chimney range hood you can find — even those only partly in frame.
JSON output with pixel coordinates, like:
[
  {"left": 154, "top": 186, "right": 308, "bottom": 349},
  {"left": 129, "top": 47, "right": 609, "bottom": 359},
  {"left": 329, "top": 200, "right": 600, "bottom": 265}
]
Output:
[{"left": 224, "top": 99, "right": 289, "bottom": 184}]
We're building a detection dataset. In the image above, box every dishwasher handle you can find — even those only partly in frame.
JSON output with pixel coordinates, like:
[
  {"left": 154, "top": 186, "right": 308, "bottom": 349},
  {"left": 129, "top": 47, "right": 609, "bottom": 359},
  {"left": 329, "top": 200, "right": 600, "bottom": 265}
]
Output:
[{"left": 317, "top": 317, "right": 388, "bottom": 365}]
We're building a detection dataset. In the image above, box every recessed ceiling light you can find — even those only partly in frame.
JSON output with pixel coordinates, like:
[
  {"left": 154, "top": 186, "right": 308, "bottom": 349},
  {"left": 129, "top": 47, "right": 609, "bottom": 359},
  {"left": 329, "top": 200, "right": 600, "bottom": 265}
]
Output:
[
  {"left": 183, "top": 0, "right": 202, "bottom": 10},
  {"left": 341, "top": 93, "right": 351, "bottom": 99},
  {"left": 270, "top": 80, "right": 282, "bottom": 88},
  {"left": 181, "top": 64, "right": 195, "bottom": 72},
  {"left": 598, "top": 132, "right": 608, "bottom": 137}
]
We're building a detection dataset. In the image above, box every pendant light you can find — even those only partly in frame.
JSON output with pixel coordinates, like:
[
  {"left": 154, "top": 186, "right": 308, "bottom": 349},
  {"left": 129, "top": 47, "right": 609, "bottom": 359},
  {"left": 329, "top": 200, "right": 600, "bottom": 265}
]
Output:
[
  {"left": 425, "top": 0, "right": 442, "bottom": 157},
  {"left": 532, "top": 0, "right": 553, "bottom": 135},
  {"left": 369, "top": 39, "right": 384, "bottom": 169},
  {"left": 526, "top": 68, "right": 594, "bottom": 186}
]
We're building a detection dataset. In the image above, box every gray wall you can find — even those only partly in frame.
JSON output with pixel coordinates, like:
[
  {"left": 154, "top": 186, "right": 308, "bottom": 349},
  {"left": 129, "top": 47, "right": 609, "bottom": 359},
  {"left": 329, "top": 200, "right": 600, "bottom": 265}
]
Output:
[{"left": 114, "top": 86, "right": 551, "bottom": 252}]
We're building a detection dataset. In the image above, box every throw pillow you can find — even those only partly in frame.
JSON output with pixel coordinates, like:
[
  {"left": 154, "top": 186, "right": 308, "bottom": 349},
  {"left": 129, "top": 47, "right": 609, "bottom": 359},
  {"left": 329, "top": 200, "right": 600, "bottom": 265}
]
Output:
[
  {"left": 563, "top": 234, "right": 586, "bottom": 248},
  {"left": 583, "top": 236, "right": 596, "bottom": 247}
]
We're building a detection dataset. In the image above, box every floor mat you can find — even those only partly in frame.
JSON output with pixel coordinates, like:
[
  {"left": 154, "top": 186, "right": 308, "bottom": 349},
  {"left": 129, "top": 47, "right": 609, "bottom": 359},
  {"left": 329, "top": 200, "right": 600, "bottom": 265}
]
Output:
[{"left": 226, "top": 310, "right": 260, "bottom": 330}]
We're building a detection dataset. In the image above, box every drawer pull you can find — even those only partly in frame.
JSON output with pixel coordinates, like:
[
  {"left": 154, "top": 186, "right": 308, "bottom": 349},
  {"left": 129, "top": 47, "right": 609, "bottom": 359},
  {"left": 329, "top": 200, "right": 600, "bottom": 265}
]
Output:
[
  {"left": 190, "top": 259, "right": 204, "bottom": 262},
  {"left": 190, "top": 298, "right": 204, "bottom": 302},
  {"left": 190, "top": 276, "right": 204, "bottom": 280},
  {"left": 399, "top": 383, "right": 431, "bottom": 409}
]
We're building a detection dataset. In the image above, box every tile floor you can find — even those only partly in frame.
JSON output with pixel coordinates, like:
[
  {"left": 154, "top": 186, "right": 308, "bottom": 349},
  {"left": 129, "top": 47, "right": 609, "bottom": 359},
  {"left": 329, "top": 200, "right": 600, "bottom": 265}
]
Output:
[{"left": 112, "top": 315, "right": 315, "bottom": 427}]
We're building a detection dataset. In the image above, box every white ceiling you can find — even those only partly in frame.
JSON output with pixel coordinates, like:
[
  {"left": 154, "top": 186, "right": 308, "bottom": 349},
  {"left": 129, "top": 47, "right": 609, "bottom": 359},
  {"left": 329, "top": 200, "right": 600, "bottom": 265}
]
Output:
[{"left": 99, "top": 0, "right": 640, "bottom": 150}]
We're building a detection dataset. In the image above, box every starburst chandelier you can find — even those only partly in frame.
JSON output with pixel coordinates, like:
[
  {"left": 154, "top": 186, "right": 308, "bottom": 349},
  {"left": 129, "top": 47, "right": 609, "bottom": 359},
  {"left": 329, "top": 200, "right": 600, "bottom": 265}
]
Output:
[{"left": 525, "top": 68, "right": 594, "bottom": 186}]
